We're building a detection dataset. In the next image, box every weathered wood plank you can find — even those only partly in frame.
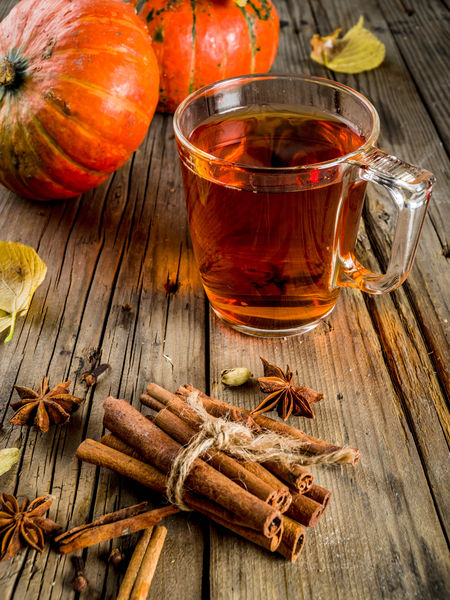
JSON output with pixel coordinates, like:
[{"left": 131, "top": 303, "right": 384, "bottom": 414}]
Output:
[
  {"left": 308, "top": 0, "right": 450, "bottom": 532},
  {"left": 208, "top": 0, "right": 449, "bottom": 598},
  {"left": 0, "top": 0, "right": 448, "bottom": 598},
  {"left": 209, "top": 302, "right": 449, "bottom": 600},
  {"left": 377, "top": 0, "right": 450, "bottom": 154},
  {"left": 355, "top": 219, "right": 449, "bottom": 531},
  {"left": 0, "top": 115, "right": 205, "bottom": 599},
  {"left": 307, "top": 0, "right": 450, "bottom": 405},
  {"left": 0, "top": 0, "right": 16, "bottom": 19},
  {"left": 309, "top": 0, "right": 449, "bottom": 244}
]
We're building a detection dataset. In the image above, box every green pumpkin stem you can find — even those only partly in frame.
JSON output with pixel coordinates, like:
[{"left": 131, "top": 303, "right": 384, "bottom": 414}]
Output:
[{"left": 0, "top": 58, "right": 16, "bottom": 88}]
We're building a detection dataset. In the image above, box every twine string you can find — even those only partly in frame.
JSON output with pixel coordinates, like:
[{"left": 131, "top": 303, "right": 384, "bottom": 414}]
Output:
[{"left": 166, "top": 393, "right": 352, "bottom": 510}]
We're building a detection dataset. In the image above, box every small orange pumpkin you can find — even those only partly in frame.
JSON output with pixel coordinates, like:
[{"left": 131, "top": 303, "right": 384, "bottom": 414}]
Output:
[
  {"left": 131, "top": 0, "right": 280, "bottom": 112},
  {"left": 0, "top": 0, "right": 160, "bottom": 201}
]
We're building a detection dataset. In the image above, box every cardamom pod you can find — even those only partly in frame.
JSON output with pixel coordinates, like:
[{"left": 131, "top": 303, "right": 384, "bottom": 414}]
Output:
[{"left": 220, "top": 368, "right": 252, "bottom": 387}]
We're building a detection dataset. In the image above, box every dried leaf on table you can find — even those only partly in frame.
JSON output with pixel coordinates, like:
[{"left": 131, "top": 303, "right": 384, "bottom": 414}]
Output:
[
  {"left": 0, "top": 241, "right": 47, "bottom": 342},
  {"left": 0, "top": 448, "right": 19, "bottom": 476},
  {"left": 310, "top": 16, "right": 385, "bottom": 74}
]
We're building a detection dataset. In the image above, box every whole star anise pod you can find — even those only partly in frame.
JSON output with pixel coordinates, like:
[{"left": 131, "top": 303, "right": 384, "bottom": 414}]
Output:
[
  {"left": 10, "top": 376, "right": 84, "bottom": 433},
  {"left": 251, "top": 357, "right": 324, "bottom": 420},
  {"left": 0, "top": 493, "right": 61, "bottom": 561}
]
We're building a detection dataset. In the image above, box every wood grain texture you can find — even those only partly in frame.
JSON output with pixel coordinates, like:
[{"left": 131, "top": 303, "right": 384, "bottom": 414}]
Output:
[
  {"left": 307, "top": 0, "right": 450, "bottom": 395},
  {"left": 0, "top": 42, "right": 205, "bottom": 600},
  {"left": 377, "top": 0, "right": 450, "bottom": 154},
  {"left": 0, "top": 0, "right": 448, "bottom": 599},
  {"left": 208, "top": 0, "right": 449, "bottom": 598}
]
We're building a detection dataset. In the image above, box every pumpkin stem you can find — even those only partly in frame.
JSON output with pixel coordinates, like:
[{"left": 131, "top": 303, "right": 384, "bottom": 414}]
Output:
[{"left": 0, "top": 59, "right": 16, "bottom": 88}]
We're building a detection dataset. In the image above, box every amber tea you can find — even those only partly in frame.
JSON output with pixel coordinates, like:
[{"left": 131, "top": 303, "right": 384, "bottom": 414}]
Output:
[
  {"left": 179, "top": 106, "right": 367, "bottom": 333},
  {"left": 175, "top": 75, "right": 433, "bottom": 336}
]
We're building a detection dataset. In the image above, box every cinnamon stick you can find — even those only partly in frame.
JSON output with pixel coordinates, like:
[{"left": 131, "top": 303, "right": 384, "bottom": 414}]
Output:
[
  {"left": 77, "top": 440, "right": 291, "bottom": 557},
  {"left": 78, "top": 438, "right": 167, "bottom": 494},
  {"left": 130, "top": 526, "right": 167, "bottom": 600},
  {"left": 103, "top": 397, "right": 282, "bottom": 538},
  {"left": 264, "top": 461, "right": 313, "bottom": 492},
  {"left": 178, "top": 385, "right": 359, "bottom": 464},
  {"left": 54, "top": 502, "right": 148, "bottom": 541},
  {"left": 101, "top": 432, "right": 142, "bottom": 459},
  {"left": 151, "top": 405, "right": 291, "bottom": 511},
  {"left": 141, "top": 388, "right": 208, "bottom": 431},
  {"left": 201, "top": 508, "right": 283, "bottom": 553},
  {"left": 240, "top": 461, "right": 291, "bottom": 513},
  {"left": 243, "top": 459, "right": 326, "bottom": 527},
  {"left": 305, "top": 484, "right": 331, "bottom": 508},
  {"left": 278, "top": 517, "right": 305, "bottom": 562},
  {"left": 55, "top": 505, "right": 178, "bottom": 554},
  {"left": 286, "top": 493, "right": 324, "bottom": 528},
  {"left": 117, "top": 528, "right": 153, "bottom": 600}
]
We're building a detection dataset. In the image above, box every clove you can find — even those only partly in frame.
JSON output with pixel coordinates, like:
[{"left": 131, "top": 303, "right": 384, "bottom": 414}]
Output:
[
  {"left": 71, "top": 556, "right": 88, "bottom": 592},
  {"left": 108, "top": 547, "right": 125, "bottom": 568}
]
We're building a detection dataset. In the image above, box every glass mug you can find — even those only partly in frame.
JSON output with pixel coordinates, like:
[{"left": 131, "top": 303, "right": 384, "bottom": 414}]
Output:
[{"left": 173, "top": 74, "right": 434, "bottom": 337}]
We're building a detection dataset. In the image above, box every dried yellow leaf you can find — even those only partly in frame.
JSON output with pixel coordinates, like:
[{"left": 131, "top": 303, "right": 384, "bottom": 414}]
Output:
[
  {"left": 0, "top": 448, "right": 19, "bottom": 476},
  {"left": 0, "top": 241, "right": 47, "bottom": 342},
  {"left": 310, "top": 16, "right": 385, "bottom": 74}
]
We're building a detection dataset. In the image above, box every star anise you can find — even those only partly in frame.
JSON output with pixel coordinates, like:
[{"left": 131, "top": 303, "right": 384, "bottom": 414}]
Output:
[
  {"left": 10, "top": 376, "right": 84, "bottom": 433},
  {"left": 0, "top": 493, "right": 61, "bottom": 561},
  {"left": 251, "top": 357, "right": 324, "bottom": 420}
]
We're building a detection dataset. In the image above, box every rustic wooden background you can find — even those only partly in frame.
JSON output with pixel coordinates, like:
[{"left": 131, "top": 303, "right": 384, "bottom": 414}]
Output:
[{"left": 0, "top": 0, "right": 448, "bottom": 598}]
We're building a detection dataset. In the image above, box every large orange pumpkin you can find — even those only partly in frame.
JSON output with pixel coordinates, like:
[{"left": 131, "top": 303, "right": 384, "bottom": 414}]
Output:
[
  {"left": 130, "top": 0, "right": 279, "bottom": 112},
  {"left": 0, "top": 0, "right": 160, "bottom": 201}
]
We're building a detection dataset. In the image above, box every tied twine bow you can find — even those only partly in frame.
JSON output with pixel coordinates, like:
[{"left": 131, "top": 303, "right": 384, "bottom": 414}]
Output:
[{"left": 166, "top": 393, "right": 353, "bottom": 510}]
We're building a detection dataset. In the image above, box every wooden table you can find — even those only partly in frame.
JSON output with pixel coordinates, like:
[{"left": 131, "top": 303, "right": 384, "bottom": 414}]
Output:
[{"left": 0, "top": 0, "right": 448, "bottom": 598}]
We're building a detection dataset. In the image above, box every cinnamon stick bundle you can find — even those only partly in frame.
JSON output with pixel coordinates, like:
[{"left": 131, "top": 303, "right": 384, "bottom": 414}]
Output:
[
  {"left": 149, "top": 402, "right": 291, "bottom": 511},
  {"left": 176, "top": 385, "right": 360, "bottom": 465},
  {"left": 76, "top": 440, "right": 295, "bottom": 558},
  {"left": 143, "top": 385, "right": 315, "bottom": 496},
  {"left": 142, "top": 386, "right": 329, "bottom": 518},
  {"left": 78, "top": 439, "right": 273, "bottom": 531},
  {"left": 143, "top": 386, "right": 323, "bottom": 511},
  {"left": 103, "top": 397, "right": 282, "bottom": 538},
  {"left": 74, "top": 384, "right": 339, "bottom": 562}
]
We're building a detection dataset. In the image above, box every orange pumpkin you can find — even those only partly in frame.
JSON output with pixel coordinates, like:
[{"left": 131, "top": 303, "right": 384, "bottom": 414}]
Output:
[
  {"left": 0, "top": 0, "right": 160, "bottom": 201},
  {"left": 131, "top": 0, "right": 280, "bottom": 112}
]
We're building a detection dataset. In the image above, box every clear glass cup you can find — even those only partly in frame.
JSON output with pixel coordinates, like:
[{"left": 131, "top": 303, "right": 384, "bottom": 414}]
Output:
[{"left": 173, "top": 74, "right": 435, "bottom": 337}]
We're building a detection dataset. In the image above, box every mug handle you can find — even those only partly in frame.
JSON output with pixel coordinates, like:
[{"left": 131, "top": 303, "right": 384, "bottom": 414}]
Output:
[{"left": 339, "top": 147, "right": 435, "bottom": 294}]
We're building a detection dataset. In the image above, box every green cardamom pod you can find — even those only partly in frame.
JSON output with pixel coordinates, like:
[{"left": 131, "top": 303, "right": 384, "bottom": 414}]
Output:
[{"left": 220, "top": 368, "right": 252, "bottom": 387}]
